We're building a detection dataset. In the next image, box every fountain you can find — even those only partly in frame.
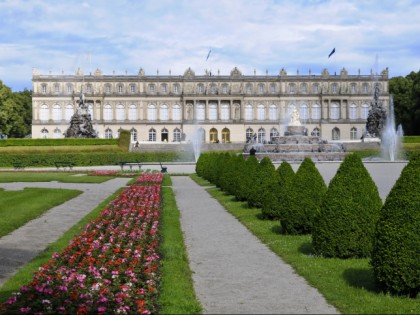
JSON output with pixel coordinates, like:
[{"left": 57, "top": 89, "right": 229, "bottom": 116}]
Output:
[
  {"left": 191, "top": 125, "right": 204, "bottom": 162},
  {"left": 65, "top": 89, "right": 97, "bottom": 138},
  {"left": 381, "top": 95, "right": 404, "bottom": 161}
]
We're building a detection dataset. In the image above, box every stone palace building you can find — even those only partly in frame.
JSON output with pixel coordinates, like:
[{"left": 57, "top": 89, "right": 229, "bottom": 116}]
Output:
[{"left": 31, "top": 66, "right": 389, "bottom": 144}]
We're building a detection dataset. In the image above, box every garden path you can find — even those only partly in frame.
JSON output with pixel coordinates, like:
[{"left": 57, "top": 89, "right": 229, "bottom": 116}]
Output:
[
  {"left": 0, "top": 178, "right": 131, "bottom": 288},
  {"left": 172, "top": 176, "right": 339, "bottom": 314}
]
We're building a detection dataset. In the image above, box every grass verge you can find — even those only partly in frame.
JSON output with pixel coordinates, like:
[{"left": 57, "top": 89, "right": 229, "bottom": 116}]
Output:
[
  {"left": 205, "top": 187, "right": 419, "bottom": 314},
  {"left": 0, "top": 188, "right": 82, "bottom": 238},
  {"left": 158, "top": 187, "right": 202, "bottom": 314},
  {"left": 0, "top": 172, "right": 114, "bottom": 183}
]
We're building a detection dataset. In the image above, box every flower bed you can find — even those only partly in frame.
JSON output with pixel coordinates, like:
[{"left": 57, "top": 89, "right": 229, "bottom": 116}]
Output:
[{"left": 1, "top": 174, "right": 163, "bottom": 314}]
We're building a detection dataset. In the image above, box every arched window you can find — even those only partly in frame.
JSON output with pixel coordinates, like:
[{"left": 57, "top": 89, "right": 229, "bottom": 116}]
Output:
[
  {"left": 362, "top": 83, "right": 369, "bottom": 93},
  {"left": 196, "top": 103, "right": 205, "bottom": 121},
  {"left": 149, "top": 128, "right": 156, "bottom": 142},
  {"left": 245, "top": 104, "right": 253, "bottom": 121},
  {"left": 270, "top": 83, "right": 276, "bottom": 94},
  {"left": 172, "top": 104, "right": 181, "bottom": 121},
  {"left": 173, "top": 84, "right": 180, "bottom": 94},
  {"left": 300, "top": 83, "right": 308, "bottom": 93},
  {"left": 52, "top": 104, "right": 61, "bottom": 122},
  {"left": 117, "top": 84, "right": 124, "bottom": 94},
  {"left": 312, "top": 83, "right": 320, "bottom": 93},
  {"left": 350, "top": 83, "right": 357, "bottom": 94},
  {"left": 209, "top": 103, "right": 217, "bottom": 121},
  {"left": 258, "top": 83, "right": 265, "bottom": 94},
  {"left": 104, "top": 104, "right": 112, "bottom": 121},
  {"left": 105, "top": 128, "right": 113, "bottom": 139},
  {"left": 221, "top": 103, "right": 229, "bottom": 121},
  {"left": 270, "top": 128, "right": 279, "bottom": 142},
  {"left": 269, "top": 104, "right": 277, "bottom": 121},
  {"left": 65, "top": 104, "right": 74, "bottom": 121},
  {"left": 66, "top": 84, "right": 73, "bottom": 94},
  {"left": 41, "top": 128, "right": 49, "bottom": 139},
  {"left": 221, "top": 84, "right": 229, "bottom": 94},
  {"left": 257, "top": 104, "right": 265, "bottom": 121},
  {"left": 40, "top": 104, "right": 49, "bottom": 121},
  {"left": 245, "top": 84, "right": 253, "bottom": 94},
  {"left": 160, "top": 104, "right": 169, "bottom": 121},
  {"left": 258, "top": 128, "right": 266, "bottom": 143},
  {"left": 148, "top": 104, "right": 157, "bottom": 121},
  {"left": 210, "top": 84, "right": 217, "bottom": 94},
  {"left": 246, "top": 127, "right": 253, "bottom": 142},
  {"left": 350, "top": 127, "right": 358, "bottom": 140},
  {"left": 222, "top": 128, "right": 230, "bottom": 143},
  {"left": 54, "top": 83, "right": 60, "bottom": 94},
  {"left": 312, "top": 127, "right": 320, "bottom": 137},
  {"left": 53, "top": 128, "right": 61, "bottom": 139},
  {"left": 116, "top": 104, "right": 125, "bottom": 121},
  {"left": 300, "top": 103, "right": 308, "bottom": 122},
  {"left": 130, "top": 84, "right": 136, "bottom": 93},
  {"left": 361, "top": 103, "right": 369, "bottom": 119},
  {"left": 349, "top": 103, "right": 357, "bottom": 120},
  {"left": 128, "top": 104, "right": 137, "bottom": 121},
  {"left": 289, "top": 83, "right": 296, "bottom": 94},
  {"left": 161, "top": 83, "right": 168, "bottom": 94},
  {"left": 104, "top": 84, "right": 111, "bottom": 94},
  {"left": 312, "top": 103, "right": 321, "bottom": 120},
  {"left": 173, "top": 128, "right": 181, "bottom": 142},
  {"left": 330, "top": 103, "right": 340, "bottom": 120},
  {"left": 197, "top": 84, "right": 205, "bottom": 94},
  {"left": 161, "top": 128, "right": 169, "bottom": 142},
  {"left": 87, "top": 104, "right": 94, "bottom": 119},
  {"left": 210, "top": 128, "right": 218, "bottom": 143},
  {"left": 287, "top": 104, "right": 296, "bottom": 120},
  {"left": 149, "top": 84, "right": 155, "bottom": 94},
  {"left": 332, "top": 127, "right": 340, "bottom": 140},
  {"left": 331, "top": 83, "right": 338, "bottom": 94},
  {"left": 130, "top": 128, "right": 137, "bottom": 142}
]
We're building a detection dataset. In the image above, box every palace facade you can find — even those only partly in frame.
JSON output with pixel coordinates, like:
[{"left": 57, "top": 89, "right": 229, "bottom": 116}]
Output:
[{"left": 31, "top": 67, "right": 389, "bottom": 143}]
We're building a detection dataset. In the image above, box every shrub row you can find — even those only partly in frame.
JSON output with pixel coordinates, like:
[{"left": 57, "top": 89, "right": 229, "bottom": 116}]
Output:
[
  {"left": 0, "top": 152, "right": 184, "bottom": 167},
  {"left": 196, "top": 152, "right": 419, "bottom": 297},
  {"left": 0, "top": 138, "right": 118, "bottom": 147}
]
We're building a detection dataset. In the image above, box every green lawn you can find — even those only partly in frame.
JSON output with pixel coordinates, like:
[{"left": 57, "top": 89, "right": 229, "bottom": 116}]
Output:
[
  {"left": 0, "top": 188, "right": 82, "bottom": 238},
  {"left": 0, "top": 172, "right": 114, "bottom": 183},
  {"left": 205, "top": 187, "right": 419, "bottom": 314}
]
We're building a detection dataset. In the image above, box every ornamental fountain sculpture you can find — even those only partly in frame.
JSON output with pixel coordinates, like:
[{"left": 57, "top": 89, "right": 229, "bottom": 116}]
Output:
[{"left": 65, "top": 90, "right": 97, "bottom": 138}]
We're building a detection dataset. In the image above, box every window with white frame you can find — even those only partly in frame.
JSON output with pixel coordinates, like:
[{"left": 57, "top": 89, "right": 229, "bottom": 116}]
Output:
[
  {"left": 130, "top": 84, "right": 136, "bottom": 93},
  {"left": 246, "top": 84, "right": 252, "bottom": 94},
  {"left": 173, "top": 128, "right": 181, "bottom": 142},
  {"left": 117, "top": 84, "right": 123, "bottom": 94},
  {"left": 258, "top": 84, "right": 264, "bottom": 94},
  {"left": 270, "top": 83, "right": 276, "bottom": 94},
  {"left": 104, "top": 104, "right": 112, "bottom": 121},
  {"left": 161, "top": 84, "right": 168, "bottom": 94},
  {"left": 86, "top": 85, "right": 92, "bottom": 94},
  {"left": 221, "top": 104, "right": 229, "bottom": 121},
  {"left": 197, "top": 84, "right": 204, "bottom": 94},
  {"left": 332, "top": 127, "right": 340, "bottom": 140},
  {"left": 41, "top": 84, "right": 47, "bottom": 94},
  {"left": 52, "top": 104, "right": 61, "bottom": 122},
  {"left": 350, "top": 127, "right": 358, "bottom": 140},
  {"left": 196, "top": 103, "right": 205, "bottom": 121},
  {"left": 312, "top": 127, "right": 320, "bottom": 137},
  {"left": 53, "top": 128, "right": 61, "bottom": 139},
  {"left": 130, "top": 128, "right": 137, "bottom": 142},
  {"left": 362, "top": 83, "right": 369, "bottom": 93},
  {"left": 40, "top": 104, "right": 49, "bottom": 121},
  {"left": 173, "top": 84, "right": 180, "bottom": 94},
  {"left": 361, "top": 103, "right": 369, "bottom": 119},
  {"left": 331, "top": 83, "right": 338, "bottom": 94},
  {"left": 289, "top": 83, "right": 296, "bottom": 94},
  {"left": 312, "top": 103, "right": 321, "bottom": 120},
  {"left": 160, "top": 104, "right": 169, "bottom": 121},
  {"left": 330, "top": 103, "right": 340, "bottom": 119},
  {"left": 116, "top": 104, "right": 125, "bottom": 121},
  {"left": 67, "top": 84, "right": 73, "bottom": 94},
  {"left": 245, "top": 104, "right": 253, "bottom": 121},
  {"left": 246, "top": 127, "right": 253, "bottom": 141},
  {"left": 269, "top": 104, "right": 277, "bottom": 121},
  {"left": 87, "top": 104, "right": 94, "bottom": 119},
  {"left": 270, "top": 128, "right": 279, "bottom": 142},
  {"left": 128, "top": 104, "right": 137, "bottom": 121},
  {"left": 65, "top": 104, "right": 74, "bottom": 121},
  {"left": 149, "top": 84, "right": 155, "bottom": 94},
  {"left": 300, "top": 104, "right": 308, "bottom": 121},
  {"left": 312, "top": 84, "right": 319, "bottom": 93},
  {"left": 300, "top": 83, "right": 308, "bottom": 93},
  {"left": 209, "top": 103, "right": 217, "bottom": 120},
  {"left": 172, "top": 104, "right": 181, "bottom": 121},
  {"left": 257, "top": 104, "right": 265, "bottom": 121},
  {"left": 54, "top": 84, "right": 60, "bottom": 94},
  {"left": 210, "top": 84, "right": 217, "bottom": 94},
  {"left": 148, "top": 104, "right": 157, "bottom": 121},
  {"left": 258, "top": 128, "right": 265, "bottom": 143},
  {"left": 349, "top": 103, "right": 357, "bottom": 120},
  {"left": 149, "top": 128, "right": 156, "bottom": 141},
  {"left": 105, "top": 128, "right": 113, "bottom": 139},
  {"left": 351, "top": 83, "right": 357, "bottom": 94},
  {"left": 222, "top": 84, "right": 228, "bottom": 94}
]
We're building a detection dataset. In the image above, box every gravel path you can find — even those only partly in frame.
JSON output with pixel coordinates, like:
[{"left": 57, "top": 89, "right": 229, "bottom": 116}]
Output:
[
  {"left": 172, "top": 176, "right": 339, "bottom": 314},
  {"left": 0, "top": 177, "right": 131, "bottom": 287}
]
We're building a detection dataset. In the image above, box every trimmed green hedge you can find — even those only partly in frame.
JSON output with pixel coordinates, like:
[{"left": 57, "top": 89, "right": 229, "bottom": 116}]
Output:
[
  {"left": 402, "top": 136, "right": 420, "bottom": 143},
  {"left": 312, "top": 154, "right": 382, "bottom": 258},
  {"left": 371, "top": 156, "right": 420, "bottom": 297},
  {"left": 0, "top": 138, "right": 118, "bottom": 147}
]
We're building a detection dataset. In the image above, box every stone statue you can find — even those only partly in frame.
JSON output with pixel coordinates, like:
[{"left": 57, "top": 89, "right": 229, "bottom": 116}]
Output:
[
  {"left": 365, "top": 83, "right": 387, "bottom": 138},
  {"left": 65, "top": 89, "right": 97, "bottom": 138},
  {"left": 290, "top": 108, "right": 301, "bottom": 126}
]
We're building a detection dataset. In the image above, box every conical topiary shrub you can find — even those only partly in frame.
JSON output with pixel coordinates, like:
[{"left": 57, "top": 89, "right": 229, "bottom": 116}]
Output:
[
  {"left": 235, "top": 156, "right": 259, "bottom": 202},
  {"left": 280, "top": 157, "right": 327, "bottom": 234},
  {"left": 371, "top": 157, "right": 420, "bottom": 297},
  {"left": 261, "top": 161, "right": 294, "bottom": 219},
  {"left": 247, "top": 157, "right": 277, "bottom": 209},
  {"left": 312, "top": 154, "right": 382, "bottom": 258}
]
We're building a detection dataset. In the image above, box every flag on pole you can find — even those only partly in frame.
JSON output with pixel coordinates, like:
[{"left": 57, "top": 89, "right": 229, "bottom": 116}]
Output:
[
  {"left": 328, "top": 48, "right": 336, "bottom": 58},
  {"left": 206, "top": 49, "right": 211, "bottom": 61}
]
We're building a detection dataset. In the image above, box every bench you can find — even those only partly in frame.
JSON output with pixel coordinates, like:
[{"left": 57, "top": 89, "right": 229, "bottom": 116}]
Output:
[
  {"left": 12, "top": 162, "right": 25, "bottom": 169},
  {"left": 118, "top": 161, "right": 142, "bottom": 171},
  {"left": 55, "top": 161, "right": 74, "bottom": 170},
  {"left": 160, "top": 162, "right": 168, "bottom": 173}
]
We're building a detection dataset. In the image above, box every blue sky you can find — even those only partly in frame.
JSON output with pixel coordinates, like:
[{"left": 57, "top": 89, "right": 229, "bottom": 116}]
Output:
[{"left": 0, "top": 0, "right": 419, "bottom": 91}]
